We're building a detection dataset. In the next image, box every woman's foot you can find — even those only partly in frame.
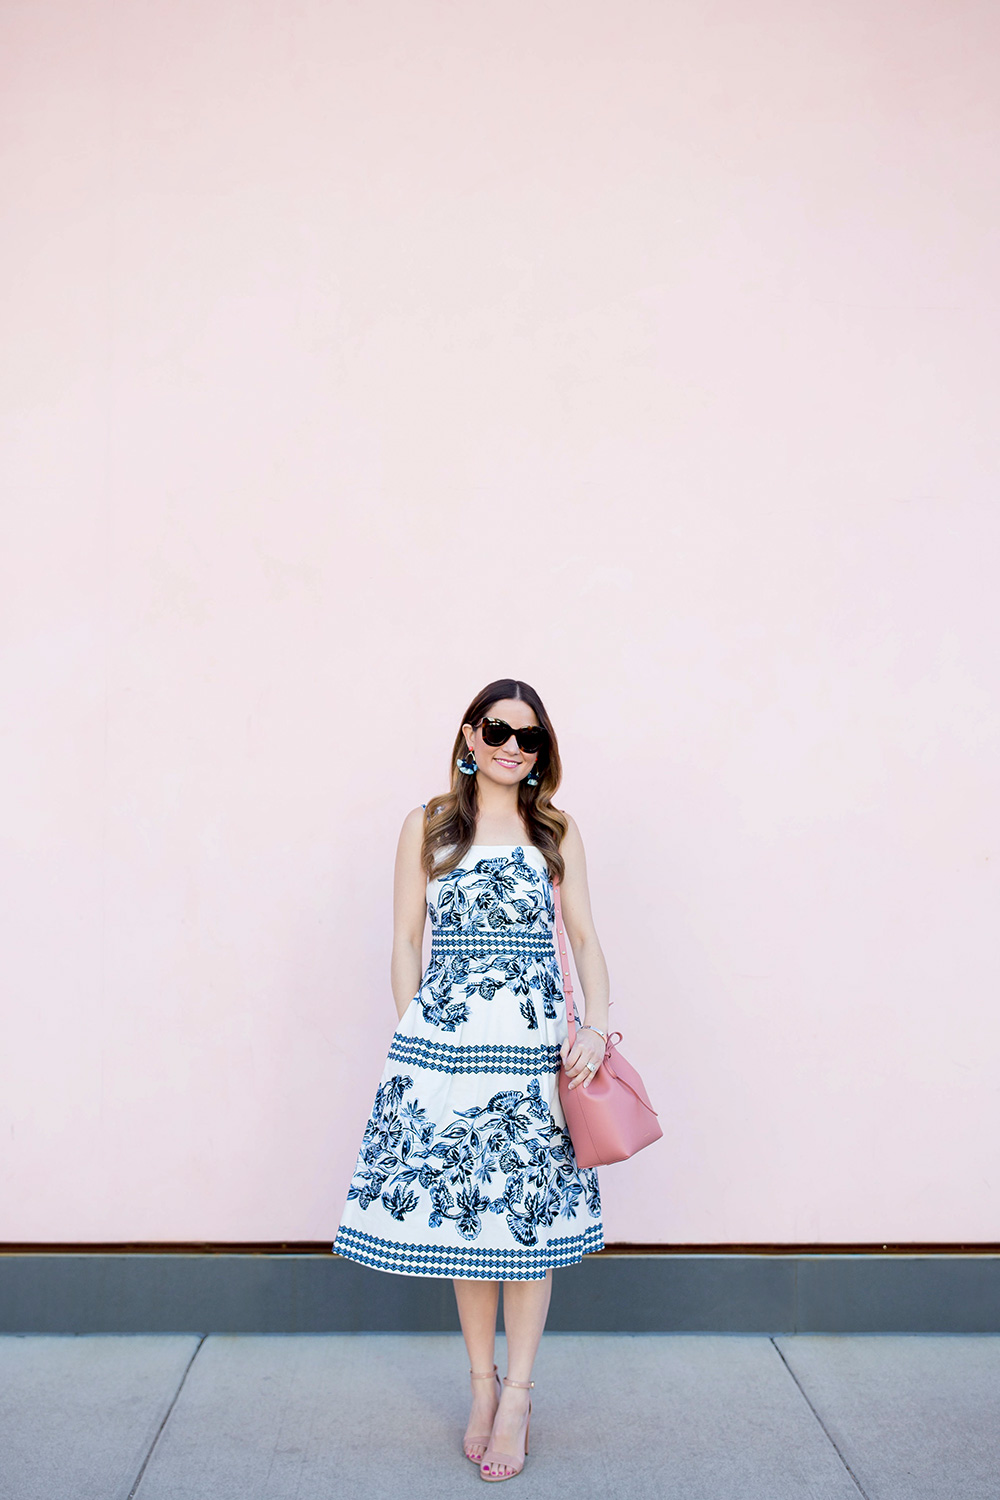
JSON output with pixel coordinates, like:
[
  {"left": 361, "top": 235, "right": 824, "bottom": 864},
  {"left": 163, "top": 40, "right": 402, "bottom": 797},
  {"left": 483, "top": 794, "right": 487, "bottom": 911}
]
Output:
[
  {"left": 481, "top": 1377, "right": 533, "bottom": 1481},
  {"left": 464, "top": 1365, "right": 501, "bottom": 1464}
]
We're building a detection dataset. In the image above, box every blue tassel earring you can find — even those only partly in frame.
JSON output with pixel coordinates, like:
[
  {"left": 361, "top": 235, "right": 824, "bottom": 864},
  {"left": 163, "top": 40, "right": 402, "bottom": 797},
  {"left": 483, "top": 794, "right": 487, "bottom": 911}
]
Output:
[
  {"left": 457, "top": 747, "right": 478, "bottom": 776},
  {"left": 525, "top": 768, "right": 540, "bottom": 787}
]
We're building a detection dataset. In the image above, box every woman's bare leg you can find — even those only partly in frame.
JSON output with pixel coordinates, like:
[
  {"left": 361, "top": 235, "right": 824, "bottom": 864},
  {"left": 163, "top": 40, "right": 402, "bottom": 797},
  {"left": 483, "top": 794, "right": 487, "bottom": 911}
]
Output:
[
  {"left": 453, "top": 1278, "right": 501, "bottom": 1461},
  {"left": 482, "top": 1271, "right": 552, "bottom": 1477}
]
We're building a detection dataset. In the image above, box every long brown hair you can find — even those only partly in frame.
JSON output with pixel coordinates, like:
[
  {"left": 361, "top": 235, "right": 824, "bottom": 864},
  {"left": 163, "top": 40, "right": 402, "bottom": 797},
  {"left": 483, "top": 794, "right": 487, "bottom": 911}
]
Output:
[{"left": 422, "top": 679, "right": 568, "bottom": 881}]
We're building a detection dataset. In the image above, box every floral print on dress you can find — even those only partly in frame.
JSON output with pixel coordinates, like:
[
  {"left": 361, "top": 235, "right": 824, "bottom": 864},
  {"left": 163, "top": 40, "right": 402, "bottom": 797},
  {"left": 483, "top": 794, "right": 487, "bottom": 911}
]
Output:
[
  {"left": 428, "top": 848, "right": 550, "bottom": 934},
  {"left": 346, "top": 1073, "right": 601, "bottom": 1246},
  {"left": 417, "top": 849, "right": 562, "bottom": 1033}
]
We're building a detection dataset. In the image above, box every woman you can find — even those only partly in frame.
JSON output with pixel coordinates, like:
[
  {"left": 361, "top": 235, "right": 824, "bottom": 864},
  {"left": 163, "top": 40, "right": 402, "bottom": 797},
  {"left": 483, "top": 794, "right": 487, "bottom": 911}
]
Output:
[{"left": 333, "top": 678, "right": 610, "bottom": 1481}]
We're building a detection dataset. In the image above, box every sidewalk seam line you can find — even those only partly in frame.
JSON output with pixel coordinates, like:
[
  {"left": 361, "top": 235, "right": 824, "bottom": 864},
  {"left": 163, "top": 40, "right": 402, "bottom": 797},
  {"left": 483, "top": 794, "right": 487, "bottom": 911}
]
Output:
[
  {"left": 769, "top": 1337, "right": 872, "bottom": 1500},
  {"left": 126, "top": 1333, "right": 206, "bottom": 1500}
]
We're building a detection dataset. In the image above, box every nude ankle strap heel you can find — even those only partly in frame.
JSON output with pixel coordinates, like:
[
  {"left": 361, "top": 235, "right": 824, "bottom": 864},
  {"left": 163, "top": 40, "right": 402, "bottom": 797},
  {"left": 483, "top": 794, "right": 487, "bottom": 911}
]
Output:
[
  {"left": 464, "top": 1365, "right": 502, "bottom": 1465},
  {"left": 480, "top": 1376, "right": 534, "bottom": 1481}
]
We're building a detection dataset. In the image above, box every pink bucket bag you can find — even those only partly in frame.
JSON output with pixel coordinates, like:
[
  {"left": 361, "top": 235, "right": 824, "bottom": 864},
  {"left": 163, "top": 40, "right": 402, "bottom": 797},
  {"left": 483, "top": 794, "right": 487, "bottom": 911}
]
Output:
[{"left": 553, "top": 881, "right": 663, "bottom": 1169}]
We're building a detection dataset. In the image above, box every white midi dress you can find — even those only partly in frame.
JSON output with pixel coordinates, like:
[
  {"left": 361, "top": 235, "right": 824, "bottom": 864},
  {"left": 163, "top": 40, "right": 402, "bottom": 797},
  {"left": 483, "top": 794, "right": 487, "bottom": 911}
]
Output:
[{"left": 333, "top": 844, "right": 603, "bottom": 1279}]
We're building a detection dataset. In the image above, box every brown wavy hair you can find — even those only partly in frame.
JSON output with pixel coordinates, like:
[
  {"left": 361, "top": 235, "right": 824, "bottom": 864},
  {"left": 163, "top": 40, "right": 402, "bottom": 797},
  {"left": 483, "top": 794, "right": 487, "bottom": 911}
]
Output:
[{"left": 422, "top": 679, "right": 568, "bottom": 882}]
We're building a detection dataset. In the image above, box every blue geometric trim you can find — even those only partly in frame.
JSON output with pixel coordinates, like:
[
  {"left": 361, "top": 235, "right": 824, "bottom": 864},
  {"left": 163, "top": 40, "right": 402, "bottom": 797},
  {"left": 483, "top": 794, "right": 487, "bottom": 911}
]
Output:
[
  {"left": 386, "top": 1035, "right": 562, "bottom": 1076},
  {"left": 332, "top": 1223, "right": 605, "bottom": 1281},
  {"left": 430, "top": 931, "right": 553, "bottom": 960}
]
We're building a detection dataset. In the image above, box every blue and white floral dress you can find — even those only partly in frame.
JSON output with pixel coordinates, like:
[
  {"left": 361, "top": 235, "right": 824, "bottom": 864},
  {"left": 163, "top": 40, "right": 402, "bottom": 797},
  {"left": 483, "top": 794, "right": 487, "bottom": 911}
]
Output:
[{"left": 333, "top": 844, "right": 603, "bottom": 1280}]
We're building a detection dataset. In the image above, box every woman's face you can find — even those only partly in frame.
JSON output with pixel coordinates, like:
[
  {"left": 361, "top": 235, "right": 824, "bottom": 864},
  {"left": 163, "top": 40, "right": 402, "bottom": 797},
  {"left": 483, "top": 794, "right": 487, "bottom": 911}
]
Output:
[{"left": 463, "top": 698, "right": 542, "bottom": 789}]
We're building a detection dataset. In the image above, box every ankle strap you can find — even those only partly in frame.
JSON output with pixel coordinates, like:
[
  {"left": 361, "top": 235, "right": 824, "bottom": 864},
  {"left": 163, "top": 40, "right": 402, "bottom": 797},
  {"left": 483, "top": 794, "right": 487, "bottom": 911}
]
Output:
[
  {"left": 470, "top": 1365, "right": 499, "bottom": 1379},
  {"left": 503, "top": 1376, "right": 535, "bottom": 1389}
]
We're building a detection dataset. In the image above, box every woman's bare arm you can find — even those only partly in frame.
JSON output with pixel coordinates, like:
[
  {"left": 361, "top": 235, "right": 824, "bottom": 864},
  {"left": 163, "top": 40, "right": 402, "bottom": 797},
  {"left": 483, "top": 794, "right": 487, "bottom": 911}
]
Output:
[
  {"left": 557, "top": 815, "right": 611, "bottom": 1088},
  {"left": 391, "top": 807, "right": 428, "bottom": 1020}
]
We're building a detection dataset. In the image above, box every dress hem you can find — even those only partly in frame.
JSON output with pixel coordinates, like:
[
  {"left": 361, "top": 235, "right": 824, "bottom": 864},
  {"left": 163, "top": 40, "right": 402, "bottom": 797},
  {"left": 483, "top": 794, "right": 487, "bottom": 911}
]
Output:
[{"left": 332, "top": 1223, "right": 605, "bottom": 1281}]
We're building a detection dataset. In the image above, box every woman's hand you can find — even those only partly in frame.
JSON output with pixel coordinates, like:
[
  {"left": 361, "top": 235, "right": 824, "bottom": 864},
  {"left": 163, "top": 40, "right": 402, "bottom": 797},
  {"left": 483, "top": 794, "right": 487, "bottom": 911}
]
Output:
[{"left": 560, "top": 1028, "right": 607, "bottom": 1090}]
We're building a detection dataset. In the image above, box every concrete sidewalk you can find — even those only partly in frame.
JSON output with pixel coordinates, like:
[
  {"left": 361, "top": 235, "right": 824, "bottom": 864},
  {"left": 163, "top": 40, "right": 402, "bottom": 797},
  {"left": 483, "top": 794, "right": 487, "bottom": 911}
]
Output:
[{"left": 1, "top": 1333, "right": 997, "bottom": 1499}]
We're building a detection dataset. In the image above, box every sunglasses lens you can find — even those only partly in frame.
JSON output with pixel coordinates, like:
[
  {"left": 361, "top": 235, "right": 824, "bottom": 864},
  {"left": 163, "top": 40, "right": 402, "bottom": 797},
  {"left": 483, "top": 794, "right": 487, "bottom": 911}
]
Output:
[
  {"left": 480, "top": 719, "right": 508, "bottom": 747},
  {"left": 516, "top": 728, "right": 545, "bottom": 754}
]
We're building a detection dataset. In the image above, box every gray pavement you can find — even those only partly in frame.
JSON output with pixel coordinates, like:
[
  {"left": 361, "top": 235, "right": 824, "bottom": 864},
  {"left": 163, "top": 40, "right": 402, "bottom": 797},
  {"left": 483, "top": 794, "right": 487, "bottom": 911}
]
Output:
[{"left": 1, "top": 1333, "right": 997, "bottom": 1500}]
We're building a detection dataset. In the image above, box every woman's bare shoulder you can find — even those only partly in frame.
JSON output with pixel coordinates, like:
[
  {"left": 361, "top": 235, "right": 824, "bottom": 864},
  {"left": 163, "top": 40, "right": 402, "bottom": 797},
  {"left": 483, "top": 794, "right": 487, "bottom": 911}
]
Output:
[
  {"left": 558, "top": 812, "right": 589, "bottom": 876},
  {"left": 560, "top": 810, "right": 583, "bottom": 843},
  {"left": 398, "top": 805, "right": 427, "bottom": 847}
]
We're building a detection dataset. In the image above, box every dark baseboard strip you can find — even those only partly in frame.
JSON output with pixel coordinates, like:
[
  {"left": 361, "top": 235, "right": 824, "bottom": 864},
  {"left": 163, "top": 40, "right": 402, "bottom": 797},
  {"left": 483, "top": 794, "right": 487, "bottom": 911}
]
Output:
[{"left": 1, "top": 1252, "right": 999, "bottom": 1333}]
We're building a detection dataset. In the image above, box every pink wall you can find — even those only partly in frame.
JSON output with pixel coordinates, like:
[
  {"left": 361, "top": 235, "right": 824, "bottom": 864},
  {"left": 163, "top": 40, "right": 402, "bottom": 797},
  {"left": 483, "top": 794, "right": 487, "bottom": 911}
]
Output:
[{"left": 2, "top": 0, "right": 998, "bottom": 1244}]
